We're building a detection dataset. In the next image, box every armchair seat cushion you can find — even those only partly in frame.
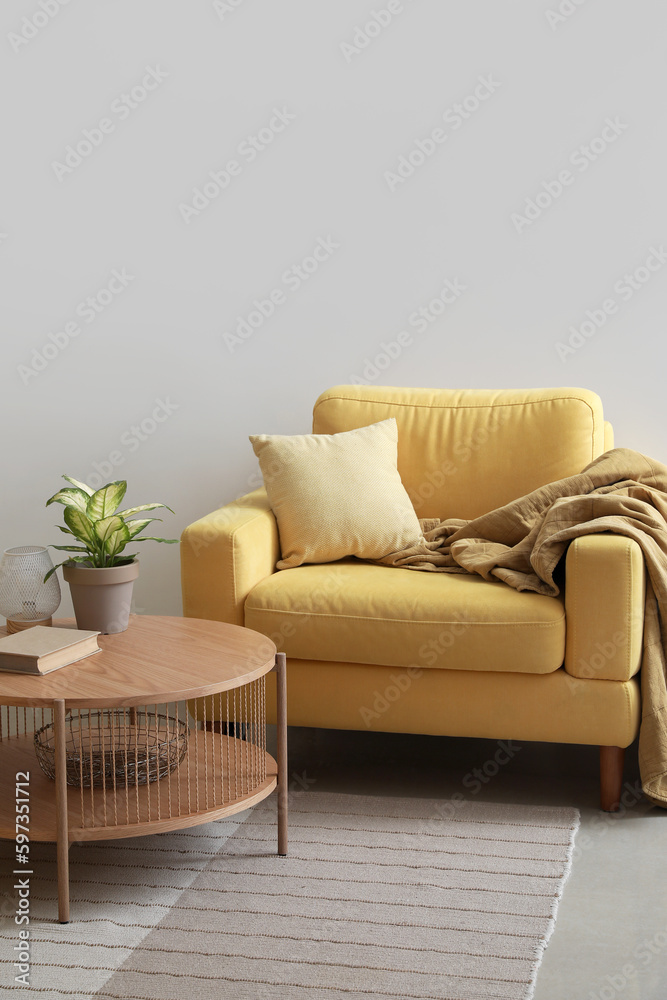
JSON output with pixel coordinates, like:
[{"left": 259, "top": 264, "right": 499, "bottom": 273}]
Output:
[{"left": 245, "top": 561, "right": 565, "bottom": 674}]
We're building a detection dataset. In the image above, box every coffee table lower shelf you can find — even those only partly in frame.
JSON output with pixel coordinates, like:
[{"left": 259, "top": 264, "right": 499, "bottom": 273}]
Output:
[{"left": 0, "top": 733, "right": 278, "bottom": 842}]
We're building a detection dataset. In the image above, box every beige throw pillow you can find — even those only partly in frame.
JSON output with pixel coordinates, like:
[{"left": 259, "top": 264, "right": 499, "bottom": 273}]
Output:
[{"left": 249, "top": 419, "right": 422, "bottom": 569}]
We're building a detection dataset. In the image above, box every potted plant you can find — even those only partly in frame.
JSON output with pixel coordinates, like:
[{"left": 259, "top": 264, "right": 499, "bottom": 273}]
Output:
[{"left": 45, "top": 475, "right": 177, "bottom": 634}]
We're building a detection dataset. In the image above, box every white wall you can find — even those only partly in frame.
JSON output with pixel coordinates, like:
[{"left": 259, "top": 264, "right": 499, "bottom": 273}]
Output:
[{"left": 2, "top": 0, "right": 666, "bottom": 619}]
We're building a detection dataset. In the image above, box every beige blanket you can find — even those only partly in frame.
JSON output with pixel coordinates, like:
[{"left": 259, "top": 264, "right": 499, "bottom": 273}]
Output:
[{"left": 377, "top": 448, "right": 667, "bottom": 807}]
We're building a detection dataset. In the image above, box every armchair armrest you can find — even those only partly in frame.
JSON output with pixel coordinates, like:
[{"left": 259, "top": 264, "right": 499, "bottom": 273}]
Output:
[
  {"left": 604, "top": 420, "right": 614, "bottom": 451},
  {"left": 565, "top": 534, "right": 645, "bottom": 681},
  {"left": 180, "top": 488, "right": 279, "bottom": 626}
]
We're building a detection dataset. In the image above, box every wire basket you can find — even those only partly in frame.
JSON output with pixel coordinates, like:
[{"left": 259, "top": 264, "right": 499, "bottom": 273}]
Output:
[{"left": 34, "top": 709, "right": 189, "bottom": 788}]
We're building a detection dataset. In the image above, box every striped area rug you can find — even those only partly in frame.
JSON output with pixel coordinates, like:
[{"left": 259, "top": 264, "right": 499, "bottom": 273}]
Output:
[{"left": 0, "top": 792, "right": 578, "bottom": 1000}]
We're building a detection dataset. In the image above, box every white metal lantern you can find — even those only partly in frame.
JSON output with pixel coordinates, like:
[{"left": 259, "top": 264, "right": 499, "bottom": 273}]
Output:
[{"left": 0, "top": 545, "right": 61, "bottom": 633}]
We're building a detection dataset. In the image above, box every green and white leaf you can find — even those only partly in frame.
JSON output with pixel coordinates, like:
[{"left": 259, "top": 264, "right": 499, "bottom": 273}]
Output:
[
  {"left": 125, "top": 518, "right": 161, "bottom": 539},
  {"left": 116, "top": 502, "right": 173, "bottom": 518},
  {"left": 51, "top": 545, "right": 91, "bottom": 553},
  {"left": 104, "top": 523, "right": 131, "bottom": 558},
  {"left": 86, "top": 481, "right": 127, "bottom": 521},
  {"left": 62, "top": 475, "right": 94, "bottom": 496},
  {"left": 45, "top": 488, "right": 89, "bottom": 513},
  {"left": 64, "top": 507, "right": 98, "bottom": 548},
  {"left": 93, "top": 515, "right": 125, "bottom": 545},
  {"left": 133, "top": 536, "right": 179, "bottom": 543}
]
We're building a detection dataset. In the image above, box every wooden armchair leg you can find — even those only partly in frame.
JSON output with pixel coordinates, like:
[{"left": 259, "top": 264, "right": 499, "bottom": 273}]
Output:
[{"left": 600, "top": 746, "right": 625, "bottom": 812}]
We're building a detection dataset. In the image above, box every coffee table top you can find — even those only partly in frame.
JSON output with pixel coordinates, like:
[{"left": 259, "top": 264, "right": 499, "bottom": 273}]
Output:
[{"left": 0, "top": 615, "right": 277, "bottom": 707}]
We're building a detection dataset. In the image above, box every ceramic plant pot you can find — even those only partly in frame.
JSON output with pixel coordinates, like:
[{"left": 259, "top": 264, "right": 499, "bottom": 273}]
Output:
[{"left": 63, "top": 561, "right": 139, "bottom": 634}]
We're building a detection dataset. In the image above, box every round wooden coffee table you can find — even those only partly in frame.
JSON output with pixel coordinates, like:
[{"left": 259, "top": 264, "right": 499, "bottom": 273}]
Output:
[{"left": 0, "top": 615, "right": 287, "bottom": 922}]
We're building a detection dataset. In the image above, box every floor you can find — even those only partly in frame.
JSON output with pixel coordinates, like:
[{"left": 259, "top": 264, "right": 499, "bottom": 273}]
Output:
[{"left": 270, "top": 726, "right": 667, "bottom": 1000}]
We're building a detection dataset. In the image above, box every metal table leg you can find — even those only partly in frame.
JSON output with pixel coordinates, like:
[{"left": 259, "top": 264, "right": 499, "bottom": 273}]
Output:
[
  {"left": 54, "top": 699, "right": 70, "bottom": 923},
  {"left": 275, "top": 653, "right": 288, "bottom": 855}
]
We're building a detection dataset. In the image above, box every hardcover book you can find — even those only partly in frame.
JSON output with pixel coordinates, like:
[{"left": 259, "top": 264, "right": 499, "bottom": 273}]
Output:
[{"left": 0, "top": 626, "right": 101, "bottom": 675}]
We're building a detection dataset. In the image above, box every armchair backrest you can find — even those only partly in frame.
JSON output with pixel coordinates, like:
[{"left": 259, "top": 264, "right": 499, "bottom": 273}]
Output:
[{"left": 313, "top": 385, "right": 607, "bottom": 519}]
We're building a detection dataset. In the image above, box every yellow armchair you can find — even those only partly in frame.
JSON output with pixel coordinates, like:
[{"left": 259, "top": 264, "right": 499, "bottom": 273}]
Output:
[{"left": 181, "top": 386, "right": 644, "bottom": 811}]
